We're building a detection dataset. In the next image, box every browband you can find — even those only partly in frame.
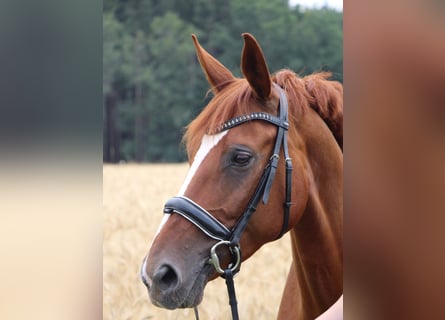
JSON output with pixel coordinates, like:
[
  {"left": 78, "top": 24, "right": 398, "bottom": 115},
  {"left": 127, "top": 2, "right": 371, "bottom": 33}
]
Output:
[{"left": 214, "top": 112, "right": 288, "bottom": 133}]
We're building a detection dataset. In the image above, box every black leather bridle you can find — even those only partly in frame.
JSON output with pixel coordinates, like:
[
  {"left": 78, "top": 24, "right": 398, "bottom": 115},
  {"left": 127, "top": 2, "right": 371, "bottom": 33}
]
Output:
[{"left": 163, "top": 84, "right": 292, "bottom": 320}]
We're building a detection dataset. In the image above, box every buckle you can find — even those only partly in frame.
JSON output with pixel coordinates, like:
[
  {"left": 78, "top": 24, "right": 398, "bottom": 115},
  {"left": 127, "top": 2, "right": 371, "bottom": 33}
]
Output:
[{"left": 209, "top": 240, "right": 241, "bottom": 275}]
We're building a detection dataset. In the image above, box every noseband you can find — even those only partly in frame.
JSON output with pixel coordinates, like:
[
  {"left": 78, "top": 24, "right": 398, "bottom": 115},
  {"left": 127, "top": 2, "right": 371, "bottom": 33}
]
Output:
[{"left": 163, "top": 84, "right": 292, "bottom": 320}]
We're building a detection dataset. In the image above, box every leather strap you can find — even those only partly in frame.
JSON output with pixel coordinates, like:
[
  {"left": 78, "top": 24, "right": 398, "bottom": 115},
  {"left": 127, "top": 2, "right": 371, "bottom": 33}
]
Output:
[
  {"left": 215, "top": 112, "right": 288, "bottom": 133},
  {"left": 224, "top": 269, "right": 239, "bottom": 320},
  {"left": 164, "top": 196, "right": 231, "bottom": 241}
]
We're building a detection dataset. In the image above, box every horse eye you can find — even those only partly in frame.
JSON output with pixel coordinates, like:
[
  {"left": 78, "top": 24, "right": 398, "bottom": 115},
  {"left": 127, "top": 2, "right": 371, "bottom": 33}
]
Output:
[{"left": 232, "top": 152, "right": 252, "bottom": 166}]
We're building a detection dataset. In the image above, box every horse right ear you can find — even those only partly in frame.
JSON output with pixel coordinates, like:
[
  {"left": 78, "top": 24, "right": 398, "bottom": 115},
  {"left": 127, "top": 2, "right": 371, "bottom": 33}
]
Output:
[{"left": 192, "top": 34, "right": 235, "bottom": 92}]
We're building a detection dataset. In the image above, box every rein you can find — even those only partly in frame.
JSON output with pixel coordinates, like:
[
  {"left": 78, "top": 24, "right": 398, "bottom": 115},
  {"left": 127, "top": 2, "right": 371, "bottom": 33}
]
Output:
[{"left": 163, "top": 84, "right": 292, "bottom": 320}]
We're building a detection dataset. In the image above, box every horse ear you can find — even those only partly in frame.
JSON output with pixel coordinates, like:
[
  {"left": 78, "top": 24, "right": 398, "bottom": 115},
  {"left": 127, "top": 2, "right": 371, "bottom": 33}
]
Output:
[
  {"left": 192, "top": 34, "right": 234, "bottom": 92},
  {"left": 241, "top": 33, "right": 272, "bottom": 100}
]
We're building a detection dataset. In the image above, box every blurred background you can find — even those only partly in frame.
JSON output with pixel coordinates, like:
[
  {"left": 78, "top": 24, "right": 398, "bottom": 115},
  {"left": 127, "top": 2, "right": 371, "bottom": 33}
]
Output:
[{"left": 103, "top": 0, "right": 343, "bottom": 163}]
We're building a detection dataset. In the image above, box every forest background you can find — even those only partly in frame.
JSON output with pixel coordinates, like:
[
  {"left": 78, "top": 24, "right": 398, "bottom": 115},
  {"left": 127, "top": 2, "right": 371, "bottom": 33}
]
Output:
[{"left": 103, "top": 0, "right": 343, "bottom": 162}]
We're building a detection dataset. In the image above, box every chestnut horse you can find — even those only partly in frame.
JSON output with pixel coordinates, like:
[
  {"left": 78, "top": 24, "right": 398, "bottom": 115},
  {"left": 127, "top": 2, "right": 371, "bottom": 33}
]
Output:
[{"left": 141, "top": 33, "right": 342, "bottom": 320}]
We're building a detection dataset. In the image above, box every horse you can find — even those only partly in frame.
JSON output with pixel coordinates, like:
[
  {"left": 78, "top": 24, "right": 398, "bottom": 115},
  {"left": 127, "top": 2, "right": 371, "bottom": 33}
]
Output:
[{"left": 140, "top": 33, "right": 343, "bottom": 320}]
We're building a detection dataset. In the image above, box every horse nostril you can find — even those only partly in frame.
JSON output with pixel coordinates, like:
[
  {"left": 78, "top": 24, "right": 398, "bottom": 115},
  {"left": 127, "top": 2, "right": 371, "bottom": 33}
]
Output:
[{"left": 153, "top": 264, "right": 179, "bottom": 292}]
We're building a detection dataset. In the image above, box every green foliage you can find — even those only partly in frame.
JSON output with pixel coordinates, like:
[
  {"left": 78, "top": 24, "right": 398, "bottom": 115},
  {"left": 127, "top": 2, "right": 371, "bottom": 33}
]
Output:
[{"left": 103, "top": 0, "right": 343, "bottom": 162}]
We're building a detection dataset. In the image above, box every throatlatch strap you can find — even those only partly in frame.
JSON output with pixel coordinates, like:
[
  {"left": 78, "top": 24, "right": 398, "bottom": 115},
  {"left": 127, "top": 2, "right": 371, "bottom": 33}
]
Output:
[{"left": 279, "top": 157, "right": 292, "bottom": 237}]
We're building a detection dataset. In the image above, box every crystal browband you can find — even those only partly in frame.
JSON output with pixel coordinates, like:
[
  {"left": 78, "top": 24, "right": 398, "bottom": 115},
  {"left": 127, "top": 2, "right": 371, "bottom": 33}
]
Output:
[{"left": 213, "top": 112, "right": 289, "bottom": 134}]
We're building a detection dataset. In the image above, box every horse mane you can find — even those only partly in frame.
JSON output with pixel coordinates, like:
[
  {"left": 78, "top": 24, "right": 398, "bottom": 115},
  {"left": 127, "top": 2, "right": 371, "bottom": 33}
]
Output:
[
  {"left": 184, "top": 70, "right": 343, "bottom": 158},
  {"left": 273, "top": 69, "right": 343, "bottom": 150}
]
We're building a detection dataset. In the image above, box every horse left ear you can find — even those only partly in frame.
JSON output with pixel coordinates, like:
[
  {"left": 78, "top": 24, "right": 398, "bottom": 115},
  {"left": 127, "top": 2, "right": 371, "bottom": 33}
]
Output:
[{"left": 241, "top": 33, "right": 272, "bottom": 100}]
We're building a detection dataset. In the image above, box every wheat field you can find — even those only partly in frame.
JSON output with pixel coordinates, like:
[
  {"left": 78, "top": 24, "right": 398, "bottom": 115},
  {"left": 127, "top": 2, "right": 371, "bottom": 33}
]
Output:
[{"left": 103, "top": 163, "right": 292, "bottom": 320}]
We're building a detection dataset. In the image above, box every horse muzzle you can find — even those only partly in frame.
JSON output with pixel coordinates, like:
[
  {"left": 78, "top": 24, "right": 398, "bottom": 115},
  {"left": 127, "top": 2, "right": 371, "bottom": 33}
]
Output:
[{"left": 140, "top": 255, "right": 210, "bottom": 309}]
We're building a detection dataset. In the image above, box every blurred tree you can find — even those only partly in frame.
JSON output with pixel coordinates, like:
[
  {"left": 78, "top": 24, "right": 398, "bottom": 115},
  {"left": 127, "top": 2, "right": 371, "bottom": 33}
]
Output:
[
  {"left": 103, "top": 12, "right": 129, "bottom": 162},
  {"left": 141, "top": 12, "right": 200, "bottom": 161},
  {"left": 289, "top": 8, "right": 343, "bottom": 81}
]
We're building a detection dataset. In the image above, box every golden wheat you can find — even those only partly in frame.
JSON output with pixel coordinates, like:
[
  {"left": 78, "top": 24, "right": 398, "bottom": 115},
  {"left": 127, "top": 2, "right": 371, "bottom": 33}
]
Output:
[{"left": 103, "top": 163, "right": 291, "bottom": 320}]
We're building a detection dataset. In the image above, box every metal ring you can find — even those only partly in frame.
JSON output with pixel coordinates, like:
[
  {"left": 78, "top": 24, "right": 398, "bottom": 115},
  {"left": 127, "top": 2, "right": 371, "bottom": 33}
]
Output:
[{"left": 209, "top": 240, "right": 241, "bottom": 275}]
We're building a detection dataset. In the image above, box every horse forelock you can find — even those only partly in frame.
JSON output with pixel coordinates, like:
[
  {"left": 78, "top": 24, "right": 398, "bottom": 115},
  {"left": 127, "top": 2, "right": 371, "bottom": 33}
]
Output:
[{"left": 183, "top": 79, "right": 255, "bottom": 159}]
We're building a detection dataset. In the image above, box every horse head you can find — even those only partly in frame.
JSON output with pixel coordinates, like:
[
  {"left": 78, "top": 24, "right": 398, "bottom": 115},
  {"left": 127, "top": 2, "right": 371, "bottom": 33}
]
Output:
[{"left": 141, "top": 33, "right": 342, "bottom": 319}]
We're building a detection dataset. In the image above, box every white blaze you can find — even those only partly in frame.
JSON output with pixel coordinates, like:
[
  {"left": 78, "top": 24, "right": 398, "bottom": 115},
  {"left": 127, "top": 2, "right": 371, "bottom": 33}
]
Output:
[
  {"left": 178, "top": 131, "right": 228, "bottom": 196},
  {"left": 153, "top": 213, "right": 171, "bottom": 239},
  {"left": 153, "top": 131, "right": 228, "bottom": 239}
]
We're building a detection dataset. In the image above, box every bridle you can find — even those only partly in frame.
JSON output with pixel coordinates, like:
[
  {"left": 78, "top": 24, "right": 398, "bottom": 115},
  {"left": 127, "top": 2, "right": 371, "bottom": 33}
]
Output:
[{"left": 163, "top": 84, "right": 292, "bottom": 320}]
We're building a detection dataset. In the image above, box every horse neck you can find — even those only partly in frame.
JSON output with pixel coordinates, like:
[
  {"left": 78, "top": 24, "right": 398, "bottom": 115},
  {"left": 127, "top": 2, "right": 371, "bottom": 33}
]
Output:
[{"left": 290, "top": 109, "right": 343, "bottom": 317}]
